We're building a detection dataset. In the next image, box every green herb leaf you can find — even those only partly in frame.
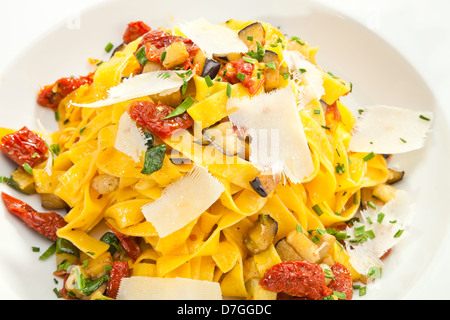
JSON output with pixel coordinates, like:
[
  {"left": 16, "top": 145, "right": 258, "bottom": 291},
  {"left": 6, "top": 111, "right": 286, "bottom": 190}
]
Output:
[
  {"left": 164, "top": 96, "right": 195, "bottom": 119},
  {"left": 104, "top": 42, "right": 114, "bottom": 53},
  {"left": 135, "top": 46, "right": 148, "bottom": 65},
  {"left": 141, "top": 144, "right": 166, "bottom": 175},
  {"left": 363, "top": 152, "right": 375, "bottom": 162}
]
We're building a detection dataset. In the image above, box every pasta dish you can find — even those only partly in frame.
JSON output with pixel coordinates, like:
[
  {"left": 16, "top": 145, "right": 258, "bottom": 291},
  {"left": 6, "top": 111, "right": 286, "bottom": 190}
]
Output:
[{"left": 0, "top": 18, "right": 432, "bottom": 300}]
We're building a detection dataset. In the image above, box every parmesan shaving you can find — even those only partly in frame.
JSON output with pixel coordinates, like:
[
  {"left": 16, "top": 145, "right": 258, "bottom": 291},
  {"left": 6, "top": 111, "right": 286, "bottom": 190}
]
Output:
[
  {"left": 344, "top": 189, "right": 414, "bottom": 275},
  {"left": 141, "top": 165, "right": 224, "bottom": 238},
  {"left": 116, "top": 276, "right": 222, "bottom": 300},
  {"left": 227, "top": 87, "right": 314, "bottom": 184},
  {"left": 177, "top": 18, "right": 248, "bottom": 56},
  {"left": 348, "top": 105, "right": 433, "bottom": 154},
  {"left": 71, "top": 70, "right": 191, "bottom": 108},
  {"left": 114, "top": 112, "right": 147, "bottom": 163},
  {"left": 283, "top": 50, "right": 325, "bottom": 102}
]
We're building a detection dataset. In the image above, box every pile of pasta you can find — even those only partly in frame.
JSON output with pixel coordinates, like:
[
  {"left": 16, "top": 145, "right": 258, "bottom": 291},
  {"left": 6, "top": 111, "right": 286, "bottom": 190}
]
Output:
[{"left": 1, "top": 18, "right": 424, "bottom": 300}]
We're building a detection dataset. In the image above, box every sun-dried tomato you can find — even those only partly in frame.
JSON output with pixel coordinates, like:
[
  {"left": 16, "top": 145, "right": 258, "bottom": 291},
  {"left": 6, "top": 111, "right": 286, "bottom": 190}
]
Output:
[
  {"left": 105, "top": 222, "right": 141, "bottom": 262},
  {"left": 260, "top": 260, "right": 332, "bottom": 300},
  {"left": 328, "top": 262, "right": 353, "bottom": 300},
  {"left": 137, "top": 29, "right": 199, "bottom": 69},
  {"left": 128, "top": 100, "right": 194, "bottom": 139},
  {"left": 37, "top": 74, "right": 93, "bottom": 109},
  {"left": 1, "top": 192, "right": 67, "bottom": 241},
  {"left": 105, "top": 261, "right": 130, "bottom": 299},
  {"left": 0, "top": 126, "right": 48, "bottom": 167},
  {"left": 123, "top": 21, "right": 151, "bottom": 44}
]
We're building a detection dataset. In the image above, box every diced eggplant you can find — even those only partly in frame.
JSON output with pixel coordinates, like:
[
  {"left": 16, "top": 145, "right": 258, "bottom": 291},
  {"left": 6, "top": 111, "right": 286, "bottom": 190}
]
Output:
[
  {"left": 170, "top": 157, "right": 192, "bottom": 165},
  {"left": 90, "top": 174, "right": 120, "bottom": 195},
  {"left": 41, "top": 193, "right": 69, "bottom": 210},
  {"left": 275, "top": 238, "right": 302, "bottom": 262},
  {"left": 111, "top": 43, "right": 126, "bottom": 57},
  {"left": 244, "top": 214, "right": 278, "bottom": 254},
  {"left": 238, "top": 22, "right": 266, "bottom": 51},
  {"left": 213, "top": 53, "right": 242, "bottom": 63},
  {"left": 249, "top": 174, "right": 279, "bottom": 198},
  {"left": 202, "top": 121, "right": 245, "bottom": 156},
  {"left": 200, "top": 58, "right": 221, "bottom": 79},
  {"left": 386, "top": 168, "right": 405, "bottom": 185},
  {"left": 142, "top": 61, "right": 163, "bottom": 74},
  {"left": 263, "top": 50, "right": 280, "bottom": 90}
]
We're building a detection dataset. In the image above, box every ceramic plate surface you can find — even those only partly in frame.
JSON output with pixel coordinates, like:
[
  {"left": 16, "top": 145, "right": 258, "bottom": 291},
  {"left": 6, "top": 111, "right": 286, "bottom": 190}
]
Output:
[{"left": 0, "top": 0, "right": 448, "bottom": 300}]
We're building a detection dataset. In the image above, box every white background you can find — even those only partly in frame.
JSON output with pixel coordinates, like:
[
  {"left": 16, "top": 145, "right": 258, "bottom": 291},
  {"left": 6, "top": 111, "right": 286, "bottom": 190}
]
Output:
[{"left": 0, "top": 0, "right": 449, "bottom": 299}]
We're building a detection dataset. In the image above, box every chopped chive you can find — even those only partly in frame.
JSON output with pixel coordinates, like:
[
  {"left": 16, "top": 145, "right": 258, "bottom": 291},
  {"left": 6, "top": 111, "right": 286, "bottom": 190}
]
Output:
[
  {"left": 354, "top": 225, "right": 365, "bottom": 237},
  {"left": 321, "top": 125, "right": 331, "bottom": 130},
  {"left": 377, "top": 212, "right": 385, "bottom": 223},
  {"left": 54, "top": 111, "right": 60, "bottom": 121},
  {"left": 312, "top": 204, "right": 323, "bottom": 216},
  {"left": 291, "top": 36, "right": 305, "bottom": 45},
  {"left": 243, "top": 57, "right": 256, "bottom": 64},
  {"left": 314, "top": 109, "right": 321, "bottom": 114},
  {"left": 53, "top": 288, "right": 62, "bottom": 298},
  {"left": 104, "top": 42, "right": 114, "bottom": 53},
  {"left": 298, "top": 68, "right": 307, "bottom": 73},
  {"left": 363, "top": 152, "right": 375, "bottom": 162},
  {"left": 31, "top": 152, "right": 38, "bottom": 159},
  {"left": 394, "top": 229, "right": 404, "bottom": 238},
  {"left": 96, "top": 61, "right": 103, "bottom": 67},
  {"left": 23, "top": 163, "right": 33, "bottom": 175},
  {"left": 265, "top": 62, "right": 276, "bottom": 70},
  {"left": 400, "top": 137, "right": 407, "bottom": 143},
  {"left": 39, "top": 242, "right": 56, "bottom": 260},
  {"left": 134, "top": 46, "right": 148, "bottom": 65},
  {"left": 311, "top": 235, "right": 320, "bottom": 243},
  {"left": 79, "top": 127, "right": 86, "bottom": 135},
  {"left": 247, "top": 36, "right": 253, "bottom": 41},
  {"left": 237, "top": 72, "right": 246, "bottom": 81},
  {"left": 366, "top": 201, "right": 376, "bottom": 210},
  {"left": 226, "top": 83, "right": 232, "bottom": 98},
  {"left": 256, "top": 71, "right": 261, "bottom": 79},
  {"left": 367, "top": 266, "right": 382, "bottom": 279},
  {"left": 366, "top": 230, "right": 375, "bottom": 239},
  {"left": 160, "top": 51, "right": 167, "bottom": 62},
  {"left": 164, "top": 96, "right": 195, "bottom": 119},
  {"left": 270, "top": 43, "right": 278, "bottom": 48},
  {"left": 296, "top": 224, "right": 303, "bottom": 233},
  {"left": 334, "top": 291, "right": 347, "bottom": 300},
  {"left": 32, "top": 247, "right": 40, "bottom": 252},
  {"left": 157, "top": 72, "right": 171, "bottom": 79},
  {"left": 358, "top": 109, "right": 364, "bottom": 114},
  {"left": 204, "top": 75, "right": 214, "bottom": 87},
  {"left": 359, "top": 286, "right": 367, "bottom": 296},
  {"left": 353, "top": 194, "right": 359, "bottom": 205},
  {"left": 335, "top": 163, "right": 345, "bottom": 175},
  {"left": 282, "top": 72, "right": 290, "bottom": 80},
  {"left": 419, "top": 115, "right": 430, "bottom": 121},
  {"left": 327, "top": 71, "right": 338, "bottom": 79},
  {"left": 181, "top": 81, "right": 188, "bottom": 95}
]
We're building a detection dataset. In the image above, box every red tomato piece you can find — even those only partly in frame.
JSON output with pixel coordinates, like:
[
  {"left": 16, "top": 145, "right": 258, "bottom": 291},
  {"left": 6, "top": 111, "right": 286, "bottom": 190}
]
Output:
[
  {"left": 328, "top": 262, "right": 353, "bottom": 300},
  {"left": 0, "top": 126, "right": 48, "bottom": 167},
  {"left": 223, "top": 58, "right": 258, "bottom": 94},
  {"left": 123, "top": 21, "right": 151, "bottom": 44},
  {"left": 1, "top": 192, "right": 67, "bottom": 241},
  {"left": 37, "top": 74, "right": 93, "bottom": 109},
  {"left": 105, "top": 222, "right": 141, "bottom": 262},
  {"left": 128, "top": 101, "right": 194, "bottom": 139},
  {"left": 105, "top": 261, "right": 130, "bottom": 299},
  {"left": 259, "top": 260, "right": 333, "bottom": 300},
  {"left": 137, "top": 29, "right": 199, "bottom": 69}
]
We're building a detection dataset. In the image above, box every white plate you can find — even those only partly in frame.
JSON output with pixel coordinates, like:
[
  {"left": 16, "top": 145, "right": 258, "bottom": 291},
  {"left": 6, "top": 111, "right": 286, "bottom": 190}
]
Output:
[{"left": 0, "top": 0, "right": 448, "bottom": 300}]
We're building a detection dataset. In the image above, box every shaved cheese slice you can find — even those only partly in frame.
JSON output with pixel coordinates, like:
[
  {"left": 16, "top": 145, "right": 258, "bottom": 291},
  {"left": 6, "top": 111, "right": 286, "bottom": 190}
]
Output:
[
  {"left": 344, "top": 189, "right": 414, "bottom": 275},
  {"left": 227, "top": 87, "right": 314, "bottom": 183},
  {"left": 72, "top": 70, "right": 191, "bottom": 108},
  {"left": 114, "top": 112, "right": 147, "bottom": 163},
  {"left": 283, "top": 50, "right": 325, "bottom": 102},
  {"left": 348, "top": 105, "right": 433, "bottom": 154},
  {"left": 141, "top": 165, "right": 224, "bottom": 238},
  {"left": 116, "top": 276, "right": 222, "bottom": 300},
  {"left": 177, "top": 18, "right": 248, "bottom": 56}
]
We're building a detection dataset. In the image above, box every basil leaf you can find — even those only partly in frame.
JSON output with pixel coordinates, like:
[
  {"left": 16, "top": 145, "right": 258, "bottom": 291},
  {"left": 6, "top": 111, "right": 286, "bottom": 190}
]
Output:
[{"left": 141, "top": 144, "right": 166, "bottom": 175}]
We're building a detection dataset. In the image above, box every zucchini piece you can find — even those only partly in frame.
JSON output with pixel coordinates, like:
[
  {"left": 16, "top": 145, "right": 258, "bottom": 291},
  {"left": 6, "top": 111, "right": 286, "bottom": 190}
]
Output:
[
  {"left": 56, "top": 238, "right": 80, "bottom": 257},
  {"left": 10, "top": 167, "right": 35, "bottom": 194},
  {"left": 238, "top": 22, "right": 266, "bottom": 52},
  {"left": 202, "top": 121, "right": 245, "bottom": 156},
  {"left": 372, "top": 183, "right": 397, "bottom": 203},
  {"left": 41, "top": 193, "right": 68, "bottom": 210},
  {"left": 386, "top": 168, "right": 405, "bottom": 185},
  {"left": 275, "top": 238, "right": 302, "bottom": 262},
  {"left": 245, "top": 277, "right": 277, "bottom": 300},
  {"left": 244, "top": 214, "right": 278, "bottom": 254},
  {"left": 162, "top": 41, "right": 189, "bottom": 69}
]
